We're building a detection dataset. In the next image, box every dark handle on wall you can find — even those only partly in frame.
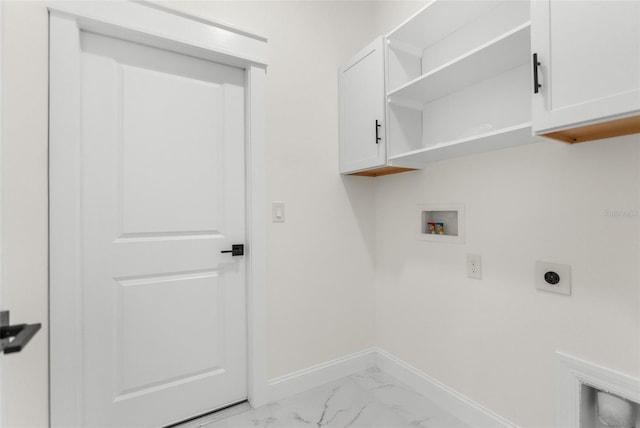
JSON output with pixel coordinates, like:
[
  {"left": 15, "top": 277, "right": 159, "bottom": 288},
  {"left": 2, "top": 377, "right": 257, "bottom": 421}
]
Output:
[
  {"left": 0, "top": 323, "right": 41, "bottom": 354},
  {"left": 533, "top": 53, "right": 541, "bottom": 94},
  {"left": 375, "top": 120, "right": 381, "bottom": 144}
]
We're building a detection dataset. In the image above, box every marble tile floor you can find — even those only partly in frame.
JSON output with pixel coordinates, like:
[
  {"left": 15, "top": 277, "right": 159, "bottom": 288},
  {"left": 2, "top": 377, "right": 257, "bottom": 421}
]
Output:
[{"left": 179, "top": 368, "right": 470, "bottom": 428}]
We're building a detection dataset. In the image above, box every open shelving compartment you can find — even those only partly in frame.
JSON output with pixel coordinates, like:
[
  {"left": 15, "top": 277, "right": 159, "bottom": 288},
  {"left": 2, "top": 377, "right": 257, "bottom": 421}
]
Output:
[{"left": 385, "top": 0, "right": 542, "bottom": 167}]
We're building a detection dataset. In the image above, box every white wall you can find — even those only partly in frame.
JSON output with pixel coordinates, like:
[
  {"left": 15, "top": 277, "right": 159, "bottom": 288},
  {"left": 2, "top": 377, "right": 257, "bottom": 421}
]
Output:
[
  {"left": 371, "top": 5, "right": 640, "bottom": 427},
  {"left": 1, "top": 1, "right": 379, "bottom": 426},
  {"left": 374, "top": 137, "right": 640, "bottom": 427},
  {"left": 372, "top": 0, "right": 427, "bottom": 35}
]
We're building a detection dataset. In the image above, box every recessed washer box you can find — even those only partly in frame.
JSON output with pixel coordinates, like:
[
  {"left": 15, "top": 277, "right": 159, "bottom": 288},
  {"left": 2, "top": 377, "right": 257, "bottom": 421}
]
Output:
[{"left": 418, "top": 204, "right": 465, "bottom": 243}]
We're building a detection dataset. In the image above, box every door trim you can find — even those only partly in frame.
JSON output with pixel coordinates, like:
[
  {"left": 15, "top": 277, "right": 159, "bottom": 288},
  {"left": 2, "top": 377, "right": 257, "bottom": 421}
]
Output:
[
  {"left": 48, "top": 3, "right": 268, "bottom": 426},
  {"left": 0, "top": 1, "right": 4, "bottom": 427}
]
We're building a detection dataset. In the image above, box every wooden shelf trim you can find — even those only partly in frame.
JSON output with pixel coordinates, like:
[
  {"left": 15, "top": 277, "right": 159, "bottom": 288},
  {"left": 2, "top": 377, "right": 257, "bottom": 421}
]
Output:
[
  {"left": 543, "top": 115, "right": 640, "bottom": 144},
  {"left": 348, "top": 166, "right": 418, "bottom": 177}
]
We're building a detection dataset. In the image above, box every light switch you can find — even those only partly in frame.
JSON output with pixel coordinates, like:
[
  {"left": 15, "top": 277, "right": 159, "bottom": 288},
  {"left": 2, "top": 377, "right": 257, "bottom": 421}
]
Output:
[{"left": 272, "top": 202, "right": 285, "bottom": 223}]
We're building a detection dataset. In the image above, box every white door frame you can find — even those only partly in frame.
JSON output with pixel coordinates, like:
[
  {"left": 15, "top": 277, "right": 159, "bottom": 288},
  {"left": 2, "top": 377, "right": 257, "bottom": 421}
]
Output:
[
  {"left": 0, "top": 1, "right": 4, "bottom": 427},
  {"left": 48, "top": 2, "right": 268, "bottom": 426}
]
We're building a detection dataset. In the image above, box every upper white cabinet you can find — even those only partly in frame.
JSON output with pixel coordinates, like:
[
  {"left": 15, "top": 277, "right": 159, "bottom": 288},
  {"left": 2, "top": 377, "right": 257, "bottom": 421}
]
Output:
[
  {"left": 339, "top": 37, "right": 418, "bottom": 176},
  {"left": 531, "top": 0, "right": 640, "bottom": 143},
  {"left": 339, "top": 0, "right": 542, "bottom": 177},
  {"left": 339, "top": 37, "right": 388, "bottom": 175}
]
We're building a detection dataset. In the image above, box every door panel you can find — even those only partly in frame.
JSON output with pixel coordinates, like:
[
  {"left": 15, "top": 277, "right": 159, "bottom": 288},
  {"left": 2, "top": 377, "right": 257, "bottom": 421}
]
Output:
[
  {"left": 120, "top": 65, "right": 223, "bottom": 236},
  {"left": 339, "top": 37, "right": 386, "bottom": 173},
  {"left": 79, "top": 31, "right": 247, "bottom": 427},
  {"left": 116, "top": 272, "right": 223, "bottom": 394},
  {"left": 531, "top": 0, "right": 640, "bottom": 133},
  {"left": 547, "top": 1, "right": 638, "bottom": 110}
]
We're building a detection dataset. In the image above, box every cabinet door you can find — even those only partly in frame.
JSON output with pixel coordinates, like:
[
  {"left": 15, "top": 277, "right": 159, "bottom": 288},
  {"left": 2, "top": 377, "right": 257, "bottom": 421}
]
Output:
[
  {"left": 531, "top": 0, "right": 640, "bottom": 134},
  {"left": 339, "top": 37, "right": 386, "bottom": 173}
]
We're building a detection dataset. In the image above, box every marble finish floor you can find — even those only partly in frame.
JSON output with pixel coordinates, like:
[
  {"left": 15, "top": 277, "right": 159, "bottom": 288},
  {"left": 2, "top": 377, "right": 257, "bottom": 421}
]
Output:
[{"left": 180, "top": 368, "right": 469, "bottom": 428}]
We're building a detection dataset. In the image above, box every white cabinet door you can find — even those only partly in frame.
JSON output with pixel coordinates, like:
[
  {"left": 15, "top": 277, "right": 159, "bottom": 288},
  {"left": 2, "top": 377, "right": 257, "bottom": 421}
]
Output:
[
  {"left": 531, "top": 0, "right": 640, "bottom": 135},
  {"left": 339, "top": 37, "right": 386, "bottom": 173}
]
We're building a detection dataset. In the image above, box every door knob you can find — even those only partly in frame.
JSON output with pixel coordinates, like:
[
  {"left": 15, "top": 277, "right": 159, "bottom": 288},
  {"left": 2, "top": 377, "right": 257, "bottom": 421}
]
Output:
[
  {"left": 0, "top": 311, "right": 41, "bottom": 354},
  {"left": 221, "top": 244, "right": 244, "bottom": 256}
]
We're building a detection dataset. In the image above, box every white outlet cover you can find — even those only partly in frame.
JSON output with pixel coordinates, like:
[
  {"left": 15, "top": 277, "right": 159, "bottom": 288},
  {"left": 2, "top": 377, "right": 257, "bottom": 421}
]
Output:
[
  {"left": 467, "top": 254, "right": 482, "bottom": 279},
  {"left": 535, "top": 261, "right": 571, "bottom": 295}
]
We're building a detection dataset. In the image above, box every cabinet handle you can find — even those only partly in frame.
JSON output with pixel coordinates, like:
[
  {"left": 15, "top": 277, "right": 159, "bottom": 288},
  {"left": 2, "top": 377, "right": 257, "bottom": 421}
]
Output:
[
  {"left": 533, "top": 53, "right": 542, "bottom": 94},
  {"left": 375, "top": 120, "right": 381, "bottom": 144}
]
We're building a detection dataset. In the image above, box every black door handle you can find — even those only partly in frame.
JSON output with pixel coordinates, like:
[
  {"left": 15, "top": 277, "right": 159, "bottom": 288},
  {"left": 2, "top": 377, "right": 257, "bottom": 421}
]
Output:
[
  {"left": 1, "top": 324, "right": 41, "bottom": 354},
  {"left": 0, "top": 311, "right": 41, "bottom": 354},
  {"left": 375, "top": 120, "right": 382, "bottom": 144},
  {"left": 533, "top": 53, "right": 542, "bottom": 94},
  {"left": 221, "top": 244, "right": 244, "bottom": 256}
]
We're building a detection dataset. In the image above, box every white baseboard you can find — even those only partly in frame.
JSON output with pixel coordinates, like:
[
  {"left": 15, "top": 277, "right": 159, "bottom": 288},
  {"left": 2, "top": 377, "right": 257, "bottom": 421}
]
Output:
[
  {"left": 266, "top": 347, "right": 515, "bottom": 427},
  {"left": 267, "top": 348, "right": 377, "bottom": 403},
  {"left": 375, "top": 348, "right": 517, "bottom": 428}
]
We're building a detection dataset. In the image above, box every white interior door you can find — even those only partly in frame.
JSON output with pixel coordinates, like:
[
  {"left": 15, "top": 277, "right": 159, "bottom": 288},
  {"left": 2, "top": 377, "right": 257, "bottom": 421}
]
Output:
[{"left": 74, "top": 31, "right": 247, "bottom": 427}]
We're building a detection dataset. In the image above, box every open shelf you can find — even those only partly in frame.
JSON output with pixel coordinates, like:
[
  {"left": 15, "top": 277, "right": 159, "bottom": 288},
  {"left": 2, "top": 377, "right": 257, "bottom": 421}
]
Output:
[
  {"left": 388, "top": 61, "right": 535, "bottom": 162},
  {"left": 340, "top": 0, "right": 538, "bottom": 177},
  {"left": 388, "top": 23, "right": 530, "bottom": 105},
  {"left": 388, "top": 1, "right": 502, "bottom": 49},
  {"left": 386, "top": 0, "right": 530, "bottom": 92},
  {"left": 389, "top": 123, "right": 542, "bottom": 164}
]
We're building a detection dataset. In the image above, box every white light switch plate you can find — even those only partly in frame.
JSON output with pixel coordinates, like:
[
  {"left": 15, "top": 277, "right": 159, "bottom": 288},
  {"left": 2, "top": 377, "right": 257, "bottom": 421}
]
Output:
[
  {"left": 535, "top": 261, "right": 571, "bottom": 295},
  {"left": 272, "top": 202, "right": 285, "bottom": 223}
]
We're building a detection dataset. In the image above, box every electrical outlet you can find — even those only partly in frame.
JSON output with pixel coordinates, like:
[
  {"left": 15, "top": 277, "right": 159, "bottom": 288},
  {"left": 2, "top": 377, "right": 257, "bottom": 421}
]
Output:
[
  {"left": 467, "top": 254, "right": 482, "bottom": 279},
  {"left": 535, "top": 261, "right": 571, "bottom": 295}
]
